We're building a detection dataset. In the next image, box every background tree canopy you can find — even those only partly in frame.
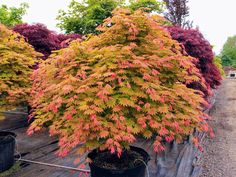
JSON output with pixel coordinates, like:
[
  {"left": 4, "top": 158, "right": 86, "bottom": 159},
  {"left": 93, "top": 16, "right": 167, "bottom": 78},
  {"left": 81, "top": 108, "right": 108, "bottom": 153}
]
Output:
[
  {"left": 0, "top": 3, "right": 29, "bottom": 27},
  {"left": 57, "top": 0, "right": 124, "bottom": 35},
  {"left": 129, "top": 0, "right": 163, "bottom": 12},
  {"left": 163, "top": 0, "right": 193, "bottom": 28},
  {"left": 56, "top": 0, "right": 163, "bottom": 35},
  {"left": 221, "top": 35, "right": 236, "bottom": 67}
]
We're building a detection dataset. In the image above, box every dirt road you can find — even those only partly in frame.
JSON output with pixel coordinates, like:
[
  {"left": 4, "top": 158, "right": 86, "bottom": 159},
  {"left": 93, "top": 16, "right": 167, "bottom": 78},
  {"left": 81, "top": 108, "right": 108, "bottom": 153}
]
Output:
[{"left": 200, "top": 79, "right": 236, "bottom": 177}]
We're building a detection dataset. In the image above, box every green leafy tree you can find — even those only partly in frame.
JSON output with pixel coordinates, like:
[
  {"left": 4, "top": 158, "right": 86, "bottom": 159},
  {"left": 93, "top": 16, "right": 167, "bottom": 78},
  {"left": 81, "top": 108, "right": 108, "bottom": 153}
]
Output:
[
  {"left": 0, "top": 3, "right": 29, "bottom": 27},
  {"left": 57, "top": 0, "right": 124, "bottom": 35},
  {"left": 57, "top": 0, "right": 163, "bottom": 35},
  {"left": 221, "top": 35, "right": 236, "bottom": 67},
  {"left": 129, "top": 0, "right": 163, "bottom": 12}
]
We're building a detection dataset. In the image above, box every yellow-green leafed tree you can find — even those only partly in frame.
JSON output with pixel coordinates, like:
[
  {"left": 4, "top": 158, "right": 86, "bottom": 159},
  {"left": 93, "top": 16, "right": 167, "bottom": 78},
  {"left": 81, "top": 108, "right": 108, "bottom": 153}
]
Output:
[
  {"left": 213, "top": 56, "right": 225, "bottom": 76},
  {"left": 0, "top": 24, "right": 40, "bottom": 118},
  {"left": 29, "top": 9, "right": 211, "bottom": 157}
]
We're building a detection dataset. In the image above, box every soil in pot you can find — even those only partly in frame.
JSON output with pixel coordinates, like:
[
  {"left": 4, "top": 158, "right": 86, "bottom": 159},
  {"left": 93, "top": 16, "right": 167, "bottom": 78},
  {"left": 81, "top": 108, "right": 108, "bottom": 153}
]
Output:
[
  {"left": 93, "top": 149, "right": 143, "bottom": 170},
  {"left": 0, "top": 131, "right": 16, "bottom": 173},
  {"left": 88, "top": 146, "right": 150, "bottom": 177}
]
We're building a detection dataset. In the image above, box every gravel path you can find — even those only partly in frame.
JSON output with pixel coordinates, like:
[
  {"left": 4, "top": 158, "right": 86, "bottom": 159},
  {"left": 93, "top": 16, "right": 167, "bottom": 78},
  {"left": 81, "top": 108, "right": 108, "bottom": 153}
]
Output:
[{"left": 200, "top": 79, "right": 236, "bottom": 177}]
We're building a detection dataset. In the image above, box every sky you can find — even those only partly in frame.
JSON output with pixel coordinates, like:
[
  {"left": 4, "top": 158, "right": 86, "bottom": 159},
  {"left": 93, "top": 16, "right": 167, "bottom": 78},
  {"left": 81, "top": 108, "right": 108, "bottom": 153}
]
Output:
[{"left": 0, "top": 0, "right": 236, "bottom": 54}]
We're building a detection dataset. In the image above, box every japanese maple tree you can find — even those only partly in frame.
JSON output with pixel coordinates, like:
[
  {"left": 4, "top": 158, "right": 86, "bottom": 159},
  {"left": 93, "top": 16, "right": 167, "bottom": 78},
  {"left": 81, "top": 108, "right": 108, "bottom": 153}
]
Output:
[
  {"left": 0, "top": 24, "right": 39, "bottom": 117},
  {"left": 13, "top": 23, "right": 59, "bottom": 59},
  {"left": 167, "top": 26, "right": 222, "bottom": 96},
  {"left": 13, "top": 23, "right": 81, "bottom": 59},
  {"left": 29, "top": 9, "right": 210, "bottom": 157}
]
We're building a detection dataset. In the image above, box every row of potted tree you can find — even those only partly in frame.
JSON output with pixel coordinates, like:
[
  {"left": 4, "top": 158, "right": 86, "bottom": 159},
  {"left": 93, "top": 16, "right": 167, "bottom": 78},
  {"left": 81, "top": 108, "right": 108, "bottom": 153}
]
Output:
[{"left": 0, "top": 8, "right": 222, "bottom": 177}]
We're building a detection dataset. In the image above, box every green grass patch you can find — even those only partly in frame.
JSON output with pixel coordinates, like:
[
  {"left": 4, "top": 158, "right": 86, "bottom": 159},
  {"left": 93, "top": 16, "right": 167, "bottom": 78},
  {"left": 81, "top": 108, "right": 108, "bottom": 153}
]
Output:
[{"left": 0, "top": 163, "right": 20, "bottom": 177}]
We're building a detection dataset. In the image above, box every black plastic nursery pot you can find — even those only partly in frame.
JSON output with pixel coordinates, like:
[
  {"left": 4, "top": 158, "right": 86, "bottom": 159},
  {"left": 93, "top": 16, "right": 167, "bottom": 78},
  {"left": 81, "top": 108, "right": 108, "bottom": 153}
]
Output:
[
  {"left": 0, "top": 131, "right": 16, "bottom": 172},
  {"left": 88, "top": 146, "right": 150, "bottom": 177}
]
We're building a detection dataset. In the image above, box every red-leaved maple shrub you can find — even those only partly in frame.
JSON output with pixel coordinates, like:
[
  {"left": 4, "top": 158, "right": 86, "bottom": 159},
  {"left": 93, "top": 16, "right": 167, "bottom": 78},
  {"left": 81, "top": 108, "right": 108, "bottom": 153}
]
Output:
[
  {"left": 166, "top": 26, "right": 222, "bottom": 96},
  {"left": 13, "top": 23, "right": 81, "bottom": 59},
  {"left": 13, "top": 23, "right": 60, "bottom": 58},
  {"left": 28, "top": 9, "right": 210, "bottom": 157}
]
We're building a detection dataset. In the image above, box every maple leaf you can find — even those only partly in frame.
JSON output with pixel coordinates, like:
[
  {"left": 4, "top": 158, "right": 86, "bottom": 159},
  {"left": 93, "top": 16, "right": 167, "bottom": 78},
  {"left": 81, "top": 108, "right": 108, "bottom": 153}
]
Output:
[
  {"left": 113, "top": 105, "right": 122, "bottom": 112},
  {"left": 84, "top": 109, "right": 96, "bottom": 115},
  {"left": 79, "top": 103, "right": 89, "bottom": 111},
  {"left": 159, "top": 127, "right": 169, "bottom": 136},
  {"left": 106, "top": 99, "right": 116, "bottom": 108},
  {"left": 100, "top": 131, "right": 109, "bottom": 138},
  {"left": 119, "top": 98, "right": 135, "bottom": 107},
  {"left": 147, "top": 108, "right": 157, "bottom": 115},
  {"left": 157, "top": 105, "right": 169, "bottom": 113},
  {"left": 62, "top": 85, "right": 74, "bottom": 94},
  {"left": 143, "top": 130, "right": 152, "bottom": 139}
]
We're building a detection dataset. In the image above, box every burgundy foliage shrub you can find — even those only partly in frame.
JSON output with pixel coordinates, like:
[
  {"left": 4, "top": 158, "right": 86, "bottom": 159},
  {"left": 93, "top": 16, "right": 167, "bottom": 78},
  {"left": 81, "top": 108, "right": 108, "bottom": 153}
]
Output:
[
  {"left": 166, "top": 26, "right": 222, "bottom": 96},
  {"left": 13, "top": 23, "right": 81, "bottom": 59},
  {"left": 57, "top": 33, "right": 82, "bottom": 48},
  {"left": 13, "top": 23, "right": 60, "bottom": 58}
]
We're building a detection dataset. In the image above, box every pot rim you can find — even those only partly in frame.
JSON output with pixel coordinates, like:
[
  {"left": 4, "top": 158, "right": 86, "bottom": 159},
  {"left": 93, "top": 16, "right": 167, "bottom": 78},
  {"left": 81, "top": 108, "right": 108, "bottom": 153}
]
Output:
[{"left": 0, "top": 131, "right": 16, "bottom": 144}]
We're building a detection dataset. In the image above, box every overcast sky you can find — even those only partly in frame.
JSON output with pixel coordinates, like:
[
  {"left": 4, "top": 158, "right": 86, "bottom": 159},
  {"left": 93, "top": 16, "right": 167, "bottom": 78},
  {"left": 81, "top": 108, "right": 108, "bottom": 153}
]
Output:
[{"left": 0, "top": 0, "right": 235, "bottom": 54}]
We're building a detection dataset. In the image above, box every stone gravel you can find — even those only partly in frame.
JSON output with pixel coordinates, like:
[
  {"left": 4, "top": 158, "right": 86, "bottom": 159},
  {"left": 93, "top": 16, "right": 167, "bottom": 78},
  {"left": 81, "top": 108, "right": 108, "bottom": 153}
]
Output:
[{"left": 200, "top": 79, "right": 236, "bottom": 177}]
